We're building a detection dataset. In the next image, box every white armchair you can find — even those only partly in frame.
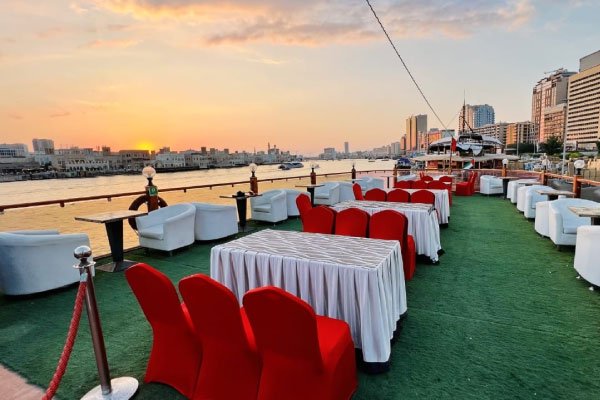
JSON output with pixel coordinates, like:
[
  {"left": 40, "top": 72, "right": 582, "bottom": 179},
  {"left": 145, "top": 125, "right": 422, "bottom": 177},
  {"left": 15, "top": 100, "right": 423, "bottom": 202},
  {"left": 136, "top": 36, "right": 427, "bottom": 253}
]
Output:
[
  {"left": 0, "top": 230, "right": 89, "bottom": 295},
  {"left": 516, "top": 185, "right": 548, "bottom": 214},
  {"left": 250, "top": 190, "right": 287, "bottom": 223},
  {"left": 192, "top": 203, "right": 238, "bottom": 241},
  {"left": 314, "top": 182, "right": 341, "bottom": 206},
  {"left": 534, "top": 201, "right": 550, "bottom": 237},
  {"left": 574, "top": 226, "right": 600, "bottom": 287},
  {"left": 508, "top": 179, "right": 538, "bottom": 203},
  {"left": 368, "top": 178, "right": 385, "bottom": 190},
  {"left": 136, "top": 203, "right": 196, "bottom": 252},
  {"left": 548, "top": 198, "right": 598, "bottom": 247},
  {"left": 523, "top": 185, "right": 554, "bottom": 218},
  {"left": 336, "top": 182, "right": 355, "bottom": 202},
  {"left": 283, "top": 189, "right": 303, "bottom": 217},
  {"left": 480, "top": 175, "right": 503, "bottom": 195}
]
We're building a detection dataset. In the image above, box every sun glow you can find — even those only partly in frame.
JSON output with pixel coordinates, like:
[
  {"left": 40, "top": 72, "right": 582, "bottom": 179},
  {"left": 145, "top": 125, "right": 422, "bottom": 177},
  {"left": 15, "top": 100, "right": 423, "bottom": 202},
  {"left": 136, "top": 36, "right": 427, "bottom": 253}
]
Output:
[{"left": 135, "top": 141, "right": 156, "bottom": 152}]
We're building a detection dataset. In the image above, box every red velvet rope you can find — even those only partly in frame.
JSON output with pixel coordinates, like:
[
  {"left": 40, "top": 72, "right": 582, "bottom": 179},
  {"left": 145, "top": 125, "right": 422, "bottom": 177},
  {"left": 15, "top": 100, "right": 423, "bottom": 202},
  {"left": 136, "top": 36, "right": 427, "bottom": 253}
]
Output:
[{"left": 43, "top": 280, "right": 87, "bottom": 400}]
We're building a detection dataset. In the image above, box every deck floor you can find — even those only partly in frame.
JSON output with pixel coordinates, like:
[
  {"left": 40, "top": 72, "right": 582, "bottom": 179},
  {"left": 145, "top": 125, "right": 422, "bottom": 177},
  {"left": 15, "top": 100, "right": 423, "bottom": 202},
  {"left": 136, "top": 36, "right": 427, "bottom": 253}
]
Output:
[{"left": 1, "top": 195, "right": 599, "bottom": 399}]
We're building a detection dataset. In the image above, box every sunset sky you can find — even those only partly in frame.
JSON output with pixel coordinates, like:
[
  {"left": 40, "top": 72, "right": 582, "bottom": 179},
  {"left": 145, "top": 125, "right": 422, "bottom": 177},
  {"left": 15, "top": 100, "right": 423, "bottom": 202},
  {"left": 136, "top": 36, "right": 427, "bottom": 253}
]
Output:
[{"left": 1, "top": 0, "right": 599, "bottom": 155}]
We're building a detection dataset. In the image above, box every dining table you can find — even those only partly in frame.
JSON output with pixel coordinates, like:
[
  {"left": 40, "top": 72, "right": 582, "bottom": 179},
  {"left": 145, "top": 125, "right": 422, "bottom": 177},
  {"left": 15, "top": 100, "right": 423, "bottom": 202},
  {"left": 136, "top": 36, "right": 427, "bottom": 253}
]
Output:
[{"left": 385, "top": 188, "right": 450, "bottom": 224}]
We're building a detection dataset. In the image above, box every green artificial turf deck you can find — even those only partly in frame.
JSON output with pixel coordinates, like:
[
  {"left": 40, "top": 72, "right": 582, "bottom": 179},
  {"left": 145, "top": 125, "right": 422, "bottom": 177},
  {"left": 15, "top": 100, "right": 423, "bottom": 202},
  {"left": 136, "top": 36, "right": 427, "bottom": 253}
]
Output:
[{"left": 1, "top": 195, "right": 599, "bottom": 399}]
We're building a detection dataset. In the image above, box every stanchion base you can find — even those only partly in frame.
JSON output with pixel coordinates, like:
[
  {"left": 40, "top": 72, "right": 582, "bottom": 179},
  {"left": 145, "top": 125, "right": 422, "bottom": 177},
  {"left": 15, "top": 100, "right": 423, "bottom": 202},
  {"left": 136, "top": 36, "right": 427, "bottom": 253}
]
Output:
[{"left": 81, "top": 377, "right": 138, "bottom": 400}]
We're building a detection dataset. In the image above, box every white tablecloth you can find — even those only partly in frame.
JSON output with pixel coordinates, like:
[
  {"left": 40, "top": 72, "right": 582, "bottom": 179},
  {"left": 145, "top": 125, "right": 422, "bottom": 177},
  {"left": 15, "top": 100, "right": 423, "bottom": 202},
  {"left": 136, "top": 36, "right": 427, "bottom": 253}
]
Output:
[
  {"left": 331, "top": 200, "right": 442, "bottom": 262},
  {"left": 211, "top": 229, "right": 406, "bottom": 363},
  {"left": 386, "top": 188, "right": 450, "bottom": 224}
]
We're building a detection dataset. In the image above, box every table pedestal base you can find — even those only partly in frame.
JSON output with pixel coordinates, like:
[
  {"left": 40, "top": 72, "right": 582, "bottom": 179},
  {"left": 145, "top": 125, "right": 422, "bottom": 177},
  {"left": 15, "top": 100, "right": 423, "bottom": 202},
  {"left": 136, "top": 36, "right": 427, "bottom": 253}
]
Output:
[{"left": 97, "top": 260, "right": 139, "bottom": 273}]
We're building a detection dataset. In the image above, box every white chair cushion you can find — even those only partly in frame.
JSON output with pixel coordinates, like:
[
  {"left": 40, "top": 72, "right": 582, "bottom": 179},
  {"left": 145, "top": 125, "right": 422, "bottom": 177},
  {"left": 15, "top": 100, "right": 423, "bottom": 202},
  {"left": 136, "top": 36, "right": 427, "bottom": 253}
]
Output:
[
  {"left": 253, "top": 204, "right": 272, "bottom": 213},
  {"left": 139, "top": 225, "right": 164, "bottom": 240}
]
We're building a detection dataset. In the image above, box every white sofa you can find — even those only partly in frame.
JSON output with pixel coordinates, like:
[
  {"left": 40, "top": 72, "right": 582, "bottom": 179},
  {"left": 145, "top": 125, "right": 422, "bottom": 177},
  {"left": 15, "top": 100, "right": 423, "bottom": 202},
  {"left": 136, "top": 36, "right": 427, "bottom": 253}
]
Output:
[
  {"left": 479, "top": 175, "right": 503, "bottom": 195},
  {"left": 191, "top": 203, "right": 238, "bottom": 241},
  {"left": 574, "top": 226, "right": 600, "bottom": 287},
  {"left": 507, "top": 179, "right": 538, "bottom": 203},
  {"left": 534, "top": 201, "right": 550, "bottom": 237},
  {"left": 250, "top": 190, "right": 287, "bottom": 223},
  {"left": 283, "top": 189, "right": 303, "bottom": 217},
  {"left": 0, "top": 230, "right": 89, "bottom": 295},
  {"left": 548, "top": 198, "right": 598, "bottom": 247},
  {"left": 516, "top": 185, "right": 550, "bottom": 215},
  {"left": 336, "top": 182, "right": 355, "bottom": 202},
  {"left": 136, "top": 203, "right": 196, "bottom": 252},
  {"left": 314, "top": 182, "right": 341, "bottom": 206}
]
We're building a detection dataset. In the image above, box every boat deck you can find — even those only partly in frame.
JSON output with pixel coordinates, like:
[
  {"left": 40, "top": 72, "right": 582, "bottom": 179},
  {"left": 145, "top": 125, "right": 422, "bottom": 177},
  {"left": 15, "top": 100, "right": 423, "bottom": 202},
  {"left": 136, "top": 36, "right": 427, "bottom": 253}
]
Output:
[{"left": 1, "top": 195, "right": 599, "bottom": 399}]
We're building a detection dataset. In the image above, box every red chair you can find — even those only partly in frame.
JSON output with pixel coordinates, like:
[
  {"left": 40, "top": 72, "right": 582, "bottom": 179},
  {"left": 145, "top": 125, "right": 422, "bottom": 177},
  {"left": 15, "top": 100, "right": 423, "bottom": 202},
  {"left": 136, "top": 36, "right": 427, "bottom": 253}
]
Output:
[
  {"left": 421, "top": 175, "right": 434, "bottom": 182},
  {"left": 302, "top": 206, "right": 335, "bottom": 234},
  {"left": 125, "top": 263, "right": 202, "bottom": 398},
  {"left": 369, "top": 210, "right": 415, "bottom": 280},
  {"left": 455, "top": 172, "right": 477, "bottom": 196},
  {"left": 179, "top": 274, "right": 260, "bottom": 400},
  {"left": 411, "top": 180, "right": 429, "bottom": 189},
  {"left": 439, "top": 176, "right": 453, "bottom": 185},
  {"left": 410, "top": 189, "right": 435, "bottom": 205},
  {"left": 387, "top": 188, "right": 410, "bottom": 203},
  {"left": 427, "top": 180, "right": 452, "bottom": 206},
  {"left": 364, "top": 188, "right": 386, "bottom": 201},
  {"left": 393, "top": 180, "right": 411, "bottom": 189},
  {"left": 334, "top": 207, "right": 369, "bottom": 237},
  {"left": 243, "top": 286, "right": 357, "bottom": 400},
  {"left": 352, "top": 183, "right": 364, "bottom": 200},
  {"left": 296, "top": 193, "right": 312, "bottom": 221}
]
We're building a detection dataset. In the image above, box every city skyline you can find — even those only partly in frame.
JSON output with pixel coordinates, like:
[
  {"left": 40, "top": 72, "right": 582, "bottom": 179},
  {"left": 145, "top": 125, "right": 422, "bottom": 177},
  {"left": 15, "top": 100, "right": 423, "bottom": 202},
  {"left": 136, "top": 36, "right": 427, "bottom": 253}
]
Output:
[{"left": 1, "top": 1, "right": 600, "bottom": 154}]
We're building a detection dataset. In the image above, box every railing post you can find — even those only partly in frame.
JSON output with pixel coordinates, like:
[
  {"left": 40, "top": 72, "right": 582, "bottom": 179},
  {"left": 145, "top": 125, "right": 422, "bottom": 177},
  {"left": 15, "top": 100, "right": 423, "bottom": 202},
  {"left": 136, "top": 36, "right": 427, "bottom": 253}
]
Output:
[
  {"left": 573, "top": 175, "right": 581, "bottom": 198},
  {"left": 541, "top": 170, "right": 547, "bottom": 185},
  {"left": 142, "top": 166, "right": 159, "bottom": 212},
  {"left": 249, "top": 163, "right": 259, "bottom": 194}
]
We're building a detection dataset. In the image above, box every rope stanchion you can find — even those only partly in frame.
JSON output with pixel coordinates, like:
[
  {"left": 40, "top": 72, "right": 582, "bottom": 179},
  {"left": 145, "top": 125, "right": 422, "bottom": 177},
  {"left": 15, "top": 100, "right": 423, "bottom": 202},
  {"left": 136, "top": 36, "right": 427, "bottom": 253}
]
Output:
[{"left": 43, "top": 280, "right": 87, "bottom": 400}]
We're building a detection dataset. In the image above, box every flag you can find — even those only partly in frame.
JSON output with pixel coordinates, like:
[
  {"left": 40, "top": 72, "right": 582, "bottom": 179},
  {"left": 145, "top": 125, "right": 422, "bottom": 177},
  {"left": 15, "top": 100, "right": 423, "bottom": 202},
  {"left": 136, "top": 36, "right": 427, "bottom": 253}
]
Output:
[{"left": 451, "top": 137, "right": 457, "bottom": 152}]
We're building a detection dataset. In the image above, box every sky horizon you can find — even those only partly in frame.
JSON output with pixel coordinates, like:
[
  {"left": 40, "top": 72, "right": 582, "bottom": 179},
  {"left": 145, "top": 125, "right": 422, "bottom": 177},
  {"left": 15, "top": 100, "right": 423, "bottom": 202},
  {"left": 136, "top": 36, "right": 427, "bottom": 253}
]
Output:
[{"left": 1, "top": 0, "right": 599, "bottom": 155}]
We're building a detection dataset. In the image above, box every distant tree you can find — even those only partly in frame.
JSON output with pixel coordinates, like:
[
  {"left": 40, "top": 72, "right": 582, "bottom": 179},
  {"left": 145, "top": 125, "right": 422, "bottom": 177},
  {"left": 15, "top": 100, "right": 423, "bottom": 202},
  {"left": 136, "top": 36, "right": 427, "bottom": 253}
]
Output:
[
  {"left": 539, "top": 135, "right": 563, "bottom": 156},
  {"left": 568, "top": 151, "right": 582, "bottom": 159},
  {"left": 505, "top": 143, "right": 535, "bottom": 154},
  {"left": 596, "top": 141, "right": 600, "bottom": 152}
]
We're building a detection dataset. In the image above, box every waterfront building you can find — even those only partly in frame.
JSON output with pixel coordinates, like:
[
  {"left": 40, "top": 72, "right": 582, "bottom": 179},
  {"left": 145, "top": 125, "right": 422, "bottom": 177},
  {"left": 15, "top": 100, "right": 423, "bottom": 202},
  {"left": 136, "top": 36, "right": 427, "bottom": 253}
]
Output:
[
  {"left": 155, "top": 152, "right": 186, "bottom": 168},
  {"left": 0, "top": 143, "right": 28, "bottom": 158},
  {"left": 405, "top": 114, "right": 427, "bottom": 151},
  {"left": 543, "top": 104, "right": 568, "bottom": 143},
  {"left": 566, "top": 50, "right": 600, "bottom": 150},
  {"left": 531, "top": 69, "right": 574, "bottom": 143},
  {"left": 32, "top": 139, "right": 55, "bottom": 154},
  {"left": 459, "top": 105, "right": 495, "bottom": 132},
  {"left": 473, "top": 123, "right": 509, "bottom": 145},
  {"left": 390, "top": 141, "right": 401, "bottom": 155},
  {"left": 344, "top": 141, "right": 349, "bottom": 154},
  {"left": 118, "top": 149, "right": 152, "bottom": 171},
  {"left": 322, "top": 147, "right": 336, "bottom": 160},
  {"left": 505, "top": 122, "right": 536, "bottom": 146}
]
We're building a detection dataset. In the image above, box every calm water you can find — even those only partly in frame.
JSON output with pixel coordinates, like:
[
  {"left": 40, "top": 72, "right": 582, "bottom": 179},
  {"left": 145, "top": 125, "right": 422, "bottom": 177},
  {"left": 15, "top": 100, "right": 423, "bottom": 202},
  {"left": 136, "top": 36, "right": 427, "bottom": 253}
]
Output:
[{"left": 0, "top": 159, "right": 395, "bottom": 206}]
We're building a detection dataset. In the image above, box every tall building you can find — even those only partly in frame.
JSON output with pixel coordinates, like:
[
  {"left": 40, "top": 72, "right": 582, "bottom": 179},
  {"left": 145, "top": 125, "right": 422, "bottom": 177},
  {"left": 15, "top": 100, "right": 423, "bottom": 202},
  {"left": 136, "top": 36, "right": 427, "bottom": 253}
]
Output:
[
  {"left": 531, "top": 69, "right": 574, "bottom": 143},
  {"left": 566, "top": 50, "right": 600, "bottom": 150},
  {"left": 390, "top": 142, "right": 401, "bottom": 155},
  {"left": 0, "top": 143, "right": 29, "bottom": 158},
  {"left": 32, "top": 138, "right": 55, "bottom": 154},
  {"left": 473, "top": 123, "right": 509, "bottom": 145},
  {"left": 459, "top": 105, "right": 495, "bottom": 132},
  {"left": 344, "top": 141, "right": 349, "bottom": 154},
  {"left": 405, "top": 114, "right": 427, "bottom": 151},
  {"left": 505, "top": 122, "right": 535, "bottom": 146}
]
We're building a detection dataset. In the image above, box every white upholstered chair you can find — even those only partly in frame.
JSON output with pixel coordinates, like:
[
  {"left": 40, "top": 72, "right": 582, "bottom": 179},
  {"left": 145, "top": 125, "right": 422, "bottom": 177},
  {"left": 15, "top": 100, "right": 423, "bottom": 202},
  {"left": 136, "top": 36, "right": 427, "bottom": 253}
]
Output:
[
  {"left": 574, "top": 226, "right": 600, "bottom": 287},
  {"left": 191, "top": 203, "right": 238, "bottom": 241},
  {"left": 368, "top": 178, "right": 385, "bottom": 190},
  {"left": 479, "top": 175, "right": 503, "bottom": 195},
  {"left": 314, "top": 182, "right": 341, "bottom": 206},
  {"left": 508, "top": 179, "right": 538, "bottom": 203},
  {"left": 548, "top": 198, "right": 598, "bottom": 247},
  {"left": 136, "top": 203, "right": 196, "bottom": 252},
  {"left": 534, "top": 201, "right": 550, "bottom": 237},
  {"left": 516, "top": 185, "right": 549, "bottom": 214},
  {"left": 283, "top": 189, "right": 303, "bottom": 217},
  {"left": 0, "top": 230, "right": 89, "bottom": 295},
  {"left": 337, "top": 182, "right": 355, "bottom": 201},
  {"left": 250, "top": 190, "right": 287, "bottom": 223}
]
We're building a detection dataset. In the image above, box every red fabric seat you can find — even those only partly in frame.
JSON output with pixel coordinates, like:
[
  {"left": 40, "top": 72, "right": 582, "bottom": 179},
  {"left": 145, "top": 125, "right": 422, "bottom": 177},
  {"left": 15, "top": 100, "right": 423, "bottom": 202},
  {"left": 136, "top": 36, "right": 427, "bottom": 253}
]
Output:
[
  {"left": 243, "top": 286, "right": 357, "bottom": 400},
  {"left": 393, "top": 180, "right": 411, "bottom": 189},
  {"left": 125, "top": 263, "right": 202, "bottom": 398},
  {"left": 179, "top": 274, "right": 260, "bottom": 400},
  {"left": 296, "top": 194, "right": 312, "bottom": 221},
  {"left": 387, "top": 188, "right": 410, "bottom": 203},
  {"left": 427, "top": 180, "right": 452, "bottom": 206},
  {"left": 410, "top": 189, "right": 435, "bottom": 205},
  {"left": 411, "top": 180, "right": 429, "bottom": 189},
  {"left": 421, "top": 175, "right": 434, "bottom": 182},
  {"left": 438, "top": 176, "right": 453, "bottom": 185},
  {"left": 334, "top": 207, "right": 369, "bottom": 237},
  {"left": 302, "top": 206, "right": 335, "bottom": 234},
  {"left": 455, "top": 172, "right": 477, "bottom": 196},
  {"left": 369, "top": 210, "right": 415, "bottom": 280},
  {"left": 352, "top": 183, "right": 364, "bottom": 200},
  {"left": 364, "top": 188, "right": 386, "bottom": 201}
]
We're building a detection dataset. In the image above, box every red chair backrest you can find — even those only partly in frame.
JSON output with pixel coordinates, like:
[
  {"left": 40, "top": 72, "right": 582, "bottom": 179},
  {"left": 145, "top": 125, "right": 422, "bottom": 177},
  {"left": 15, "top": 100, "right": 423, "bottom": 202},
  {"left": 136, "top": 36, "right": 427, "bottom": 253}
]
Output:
[
  {"left": 352, "top": 183, "right": 364, "bottom": 200},
  {"left": 421, "top": 175, "right": 434, "bottom": 182},
  {"left": 427, "top": 180, "right": 447, "bottom": 190},
  {"left": 126, "top": 263, "right": 189, "bottom": 328},
  {"left": 369, "top": 210, "right": 407, "bottom": 246},
  {"left": 243, "top": 286, "right": 323, "bottom": 369},
  {"left": 439, "top": 176, "right": 453, "bottom": 184},
  {"left": 411, "top": 180, "right": 429, "bottom": 189},
  {"left": 334, "top": 207, "right": 369, "bottom": 237},
  {"left": 179, "top": 274, "right": 259, "bottom": 399},
  {"left": 364, "top": 188, "right": 386, "bottom": 201},
  {"left": 410, "top": 189, "right": 435, "bottom": 205},
  {"left": 302, "top": 206, "right": 335, "bottom": 234},
  {"left": 296, "top": 193, "right": 312, "bottom": 219},
  {"left": 393, "top": 180, "right": 411, "bottom": 189},
  {"left": 387, "top": 188, "right": 410, "bottom": 203}
]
